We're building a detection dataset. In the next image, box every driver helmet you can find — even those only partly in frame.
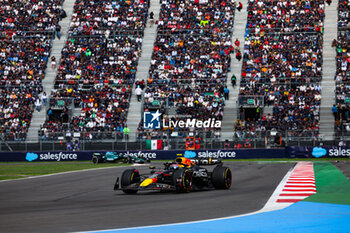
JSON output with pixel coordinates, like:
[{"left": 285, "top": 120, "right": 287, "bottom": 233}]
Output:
[{"left": 169, "top": 164, "right": 181, "bottom": 170}]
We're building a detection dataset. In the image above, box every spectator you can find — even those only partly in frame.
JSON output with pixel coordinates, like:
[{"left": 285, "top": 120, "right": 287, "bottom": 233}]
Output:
[
  {"left": 224, "top": 139, "right": 231, "bottom": 149},
  {"left": 66, "top": 141, "right": 72, "bottom": 151},
  {"left": 47, "top": 108, "right": 53, "bottom": 121},
  {"left": 332, "top": 104, "right": 338, "bottom": 120},
  {"left": 234, "top": 143, "right": 242, "bottom": 149},
  {"left": 123, "top": 125, "right": 130, "bottom": 140},
  {"left": 136, "top": 86, "right": 142, "bottom": 102},
  {"left": 236, "top": 50, "right": 242, "bottom": 61},
  {"left": 60, "top": 8, "right": 67, "bottom": 19},
  {"left": 74, "top": 140, "right": 80, "bottom": 151},
  {"left": 35, "top": 99, "right": 41, "bottom": 112},
  {"left": 339, "top": 140, "right": 346, "bottom": 146},
  {"left": 55, "top": 24, "right": 61, "bottom": 40},
  {"left": 244, "top": 139, "right": 251, "bottom": 148},
  {"left": 237, "top": 2, "right": 243, "bottom": 12},
  {"left": 51, "top": 56, "right": 56, "bottom": 70},
  {"left": 332, "top": 39, "right": 337, "bottom": 47},
  {"left": 149, "top": 11, "right": 154, "bottom": 27},
  {"left": 224, "top": 86, "right": 229, "bottom": 100},
  {"left": 231, "top": 74, "right": 236, "bottom": 87},
  {"left": 42, "top": 92, "right": 48, "bottom": 106},
  {"left": 234, "top": 38, "right": 240, "bottom": 47}
]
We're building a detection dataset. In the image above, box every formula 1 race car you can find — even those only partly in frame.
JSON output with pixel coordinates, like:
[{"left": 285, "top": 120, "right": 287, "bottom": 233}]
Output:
[
  {"left": 92, "top": 152, "right": 150, "bottom": 164},
  {"left": 114, "top": 157, "right": 232, "bottom": 193}
]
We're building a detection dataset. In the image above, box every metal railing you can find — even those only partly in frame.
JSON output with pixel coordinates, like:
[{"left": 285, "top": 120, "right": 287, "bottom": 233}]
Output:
[
  {"left": 338, "top": 26, "right": 350, "bottom": 31},
  {"left": 1, "top": 134, "right": 349, "bottom": 152},
  {"left": 245, "top": 27, "right": 323, "bottom": 34},
  {"left": 0, "top": 30, "right": 55, "bottom": 39},
  {"left": 67, "top": 29, "right": 145, "bottom": 38},
  {"left": 38, "top": 130, "right": 120, "bottom": 142}
]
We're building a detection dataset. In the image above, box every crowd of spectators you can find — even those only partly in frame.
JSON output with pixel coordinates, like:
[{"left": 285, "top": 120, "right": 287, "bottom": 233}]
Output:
[
  {"left": 0, "top": 0, "right": 64, "bottom": 140},
  {"left": 0, "top": 38, "right": 50, "bottom": 140},
  {"left": 137, "top": 0, "right": 235, "bottom": 139},
  {"left": 246, "top": 0, "right": 325, "bottom": 34},
  {"left": 69, "top": 0, "right": 149, "bottom": 36},
  {"left": 40, "top": 0, "right": 149, "bottom": 141},
  {"left": 235, "top": 0, "right": 324, "bottom": 138},
  {"left": 0, "top": 0, "right": 65, "bottom": 38},
  {"left": 338, "top": 0, "right": 350, "bottom": 28},
  {"left": 334, "top": 0, "right": 350, "bottom": 135}
]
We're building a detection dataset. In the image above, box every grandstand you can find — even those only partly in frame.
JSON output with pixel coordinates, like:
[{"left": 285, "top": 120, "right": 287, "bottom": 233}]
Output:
[
  {"left": 0, "top": 0, "right": 348, "bottom": 151},
  {"left": 0, "top": 0, "right": 65, "bottom": 142}
]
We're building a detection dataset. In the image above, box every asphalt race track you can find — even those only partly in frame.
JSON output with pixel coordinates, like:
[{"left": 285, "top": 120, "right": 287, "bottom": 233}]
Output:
[
  {"left": 333, "top": 161, "right": 350, "bottom": 180},
  {"left": 0, "top": 162, "right": 293, "bottom": 233}
]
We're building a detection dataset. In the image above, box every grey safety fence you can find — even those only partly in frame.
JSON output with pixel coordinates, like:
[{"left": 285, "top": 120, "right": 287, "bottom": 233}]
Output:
[
  {"left": 0, "top": 136, "right": 347, "bottom": 152},
  {"left": 1, "top": 128, "right": 347, "bottom": 152}
]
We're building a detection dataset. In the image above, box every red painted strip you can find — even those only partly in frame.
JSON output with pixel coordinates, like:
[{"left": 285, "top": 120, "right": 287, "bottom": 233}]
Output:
[
  {"left": 288, "top": 177, "right": 315, "bottom": 181},
  {"left": 279, "top": 193, "right": 313, "bottom": 196},
  {"left": 290, "top": 175, "right": 314, "bottom": 177},
  {"left": 290, "top": 174, "right": 314, "bottom": 176},
  {"left": 292, "top": 171, "right": 314, "bottom": 173},
  {"left": 286, "top": 181, "right": 315, "bottom": 184},
  {"left": 283, "top": 189, "right": 316, "bottom": 192},
  {"left": 277, "top": 199, "right": 303, "bottom": 203},
  {"left": 287, "top": 179, "right": 315, "bottom": 183},
  {"left": 288, "top": 179, "right": 315, "bottom": 181},
  {"left": 284, "top": 185, "right": 316, "bottom": 188},
  {"left": 282, "top": 189, "right": 316, "bottom": 192}
]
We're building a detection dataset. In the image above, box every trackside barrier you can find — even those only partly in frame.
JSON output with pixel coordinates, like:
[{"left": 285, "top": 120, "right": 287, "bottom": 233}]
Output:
[
  {"left": 0, "top": 149, "right": 285, "bottom": 162},
  {"left": 286, "top": 146, "right": 350, "bottom": 158},
  {"left": 1, "top": 146, "right": 349, "bottom": 162}
]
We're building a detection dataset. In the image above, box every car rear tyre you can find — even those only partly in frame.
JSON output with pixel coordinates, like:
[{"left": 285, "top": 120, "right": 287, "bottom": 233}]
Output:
[
  {"left": 121, "top": 169, "right": 140, "bottom": 194},
  {"left": 212, "top": 167, "right": 232, "bottom": 189},
  {"left": 173, "top": 169, "right": 192, "bottom": 193}
]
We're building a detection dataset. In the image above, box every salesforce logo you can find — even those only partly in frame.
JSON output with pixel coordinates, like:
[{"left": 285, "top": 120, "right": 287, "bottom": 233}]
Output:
[
  {"left": 312, "top": 147, "right": 327, "bottom": 158},
  {"left": 184, "top": 151, "right": 197, "bottom": 159},
  {"left": 26, "top": 153, "right": 39, "bottom": 162},
  {"left": 26, "top": 152, "right": 78, "bottom": 162}
]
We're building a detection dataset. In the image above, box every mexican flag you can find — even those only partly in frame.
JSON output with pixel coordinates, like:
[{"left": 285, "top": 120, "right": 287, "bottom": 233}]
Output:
[{"left": 146, "top": 140, "right": 163, "bottom": 150}]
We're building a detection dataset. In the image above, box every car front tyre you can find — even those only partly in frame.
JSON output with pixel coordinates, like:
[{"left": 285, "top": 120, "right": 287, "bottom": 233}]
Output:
[
  {"left": 212, "top": 167, "right": 232, "bottom": 189},
  {"left": 173, "top": 169, "right": 192, "bottom": 193},
  {"left": 121, "top": 169, "right": 140, "bottom": 194}
]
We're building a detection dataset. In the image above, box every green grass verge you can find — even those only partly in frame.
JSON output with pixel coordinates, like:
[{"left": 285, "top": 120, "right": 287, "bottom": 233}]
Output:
[
  {"left": 304, "top": 162, "right": 350, "bottom": 205},
  {"left": 0, "top": 162, "right": 129, "bottom": 181}
]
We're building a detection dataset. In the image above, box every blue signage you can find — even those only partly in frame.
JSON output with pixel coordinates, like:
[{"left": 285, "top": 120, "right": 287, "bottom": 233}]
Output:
[{"left": 143, "top": 110, "right": 162, "bottom": 129}]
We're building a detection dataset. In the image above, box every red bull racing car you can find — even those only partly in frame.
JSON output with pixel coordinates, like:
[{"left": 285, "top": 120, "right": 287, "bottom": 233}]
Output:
[{"left": 114, "top": 157, "right": 232, "bottom": 194}]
